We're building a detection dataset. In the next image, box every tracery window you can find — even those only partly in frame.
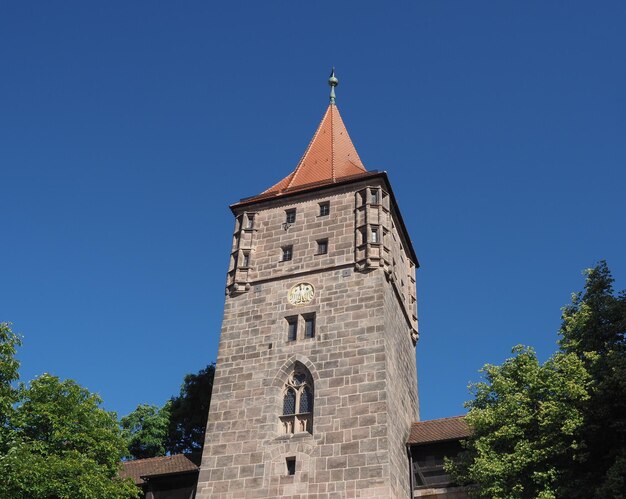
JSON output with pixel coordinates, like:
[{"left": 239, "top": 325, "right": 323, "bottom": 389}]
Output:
[{"left": 280, "top": 364, "right": 313, "bottom": 435}]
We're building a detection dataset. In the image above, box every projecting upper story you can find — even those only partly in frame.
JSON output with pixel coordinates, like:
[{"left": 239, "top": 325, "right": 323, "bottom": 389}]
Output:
[{"left": 225, "top": 80, "right": 419, "bottom": 342}]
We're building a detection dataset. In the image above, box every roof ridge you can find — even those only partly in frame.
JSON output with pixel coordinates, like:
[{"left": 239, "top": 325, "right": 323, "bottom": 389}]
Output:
[
  {"left": 331, "top": 104, "right": 335, "bottom": 181},
  {"left": 287, "top": 105, "right": 331, "bottom": 191},
  {"left": 123, "top": 453, "right": 192, "bottom": 464},
  {"left": 413, "top": 414, "right": 467, "bottom": 423}
]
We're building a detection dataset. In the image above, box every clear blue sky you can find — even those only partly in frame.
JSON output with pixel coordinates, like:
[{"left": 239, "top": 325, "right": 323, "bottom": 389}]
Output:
[{"left": 1, "top": 1, "right": 625, "bottom": 421}]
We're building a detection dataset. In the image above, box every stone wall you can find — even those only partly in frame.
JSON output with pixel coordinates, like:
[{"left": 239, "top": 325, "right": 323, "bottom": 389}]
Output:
[
  {"left": 384, "top": 282, "right": 420, "bottom": 497},
  {"left": 198, "top": 179, "right": 419, "bottom": 498}
]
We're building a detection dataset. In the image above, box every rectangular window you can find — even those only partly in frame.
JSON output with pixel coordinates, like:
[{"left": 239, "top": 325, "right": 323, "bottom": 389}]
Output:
[
  {"left": 242, "top": 252, "right": 250, "bottom": 267},
  {"left": 319, "top": 202, "right": 330, "bottom": 216},
  {"left": 370, "top": 189, "right": 379, "bottom": 204},
  {"left": 286, "top": 457, "right": 296, "bottom": 476},
  {"left": 285, "top": 209, "right": 296, "bottom": 224},
  {"left": 371, "top": 227, "right": 379, "bottom": 243},
  {"left": 282, "top": 246, "right": 293, "bottom": 262},
  {"left": 287, "top": 317, "right": 298, "bottom": 342},
  {"left": 304, "top": 314, "right": 315, "bottom": 339},
  {"left": 317, "top": 239, "right": 328, "bottom": 255},
  {"left": 245, "top": 214, "right": 254, "bottom": 229}
]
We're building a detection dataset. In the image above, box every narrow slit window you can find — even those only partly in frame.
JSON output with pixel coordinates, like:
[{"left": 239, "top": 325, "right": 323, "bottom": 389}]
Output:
[
  {"left": 242, "top": 252, "right": 250, "bottom": 267},
  {"left": 287, "top": 317, "right": 298, "bottom": 342},
  {"left": 370, "top": 189, "right": 379, "bottom": 204},
  {"left": 317, "top": 239, "right": 328, "bottom": 255},
  {"left": 245, "top": 214, "right": 254, "bottom": 229},
  {"left": 282, "top": 246, "right": 293, "bottom": 262},
  {"left": 286, "top": 457, "right": 296, "bottom": 476},
  {"left": 371, "top": 227, "right": 379, "bottom": 244},
  {"left": 304, "top": 315, "right": 315, "bottom": 339}
]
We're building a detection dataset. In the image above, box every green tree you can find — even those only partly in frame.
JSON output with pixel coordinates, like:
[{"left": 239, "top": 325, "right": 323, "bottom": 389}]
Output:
[
  {"left": 558, "top": 261, "right": 626, "bottom": 498},
  {"left": 121, "top": 402, "right": 171, "bottom": 459},
  {"left": 167, "top": 363, "right": 215, "bottom": 454},
  {"left": 0, "top": 323, "right": 21, "bottom": 450},
  {"left": 449, "top": 262, "right": 626, "bottom": 498},
  {"left": 447, "top": 347, "right": 591, "bottom": 498},
  {"left": 0, "top": 373, "right": 138, "bottom": 499}
]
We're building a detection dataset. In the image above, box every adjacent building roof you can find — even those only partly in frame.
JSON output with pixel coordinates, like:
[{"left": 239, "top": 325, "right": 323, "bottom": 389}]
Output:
[
  {"left": 408, "top": 416, "right": 470, "bottom": 445},
  {"left": 120, "top": 453, "right": 201, "bottom": 485}
]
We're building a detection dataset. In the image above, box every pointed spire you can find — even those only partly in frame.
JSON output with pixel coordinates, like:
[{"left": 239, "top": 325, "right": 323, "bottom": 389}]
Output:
[
  {"left": 260, "top": 72, "right": 367, "bottom": 197},
  {"left": 328, "top": 67, "right": 338, "bottom": 105}
]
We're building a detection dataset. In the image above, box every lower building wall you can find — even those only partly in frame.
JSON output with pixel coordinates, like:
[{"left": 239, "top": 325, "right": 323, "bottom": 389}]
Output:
[
  {"left": 383, "top": 280, "right": 419, "bottom": 498},
  {"left": 197, "top": 268, "right": 419, "bottom": 498}
]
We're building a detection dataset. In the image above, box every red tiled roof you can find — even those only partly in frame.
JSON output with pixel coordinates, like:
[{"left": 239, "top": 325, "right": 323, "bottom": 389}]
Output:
[
  {"left": 408, "top": 416, "right": 470, "bottom": 445},
  {"left": 262, "top": 104, "right": 366, "bottom": 196},
  {"left": 119, "top": 453, "right": 201, "bottom": 485}
]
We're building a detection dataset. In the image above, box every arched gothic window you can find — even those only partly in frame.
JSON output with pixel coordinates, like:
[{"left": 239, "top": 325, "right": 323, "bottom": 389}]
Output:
[{"left": 280, "top": 364, "right": 313, "bottom": 435}]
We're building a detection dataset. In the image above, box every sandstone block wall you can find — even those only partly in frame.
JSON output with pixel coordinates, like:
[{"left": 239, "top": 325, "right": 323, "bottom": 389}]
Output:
[{"left": 197, "top": 180, "right": 419, "bottom": 498}]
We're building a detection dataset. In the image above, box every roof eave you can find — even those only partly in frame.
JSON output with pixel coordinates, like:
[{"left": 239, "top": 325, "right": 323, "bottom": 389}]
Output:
[
  {"left": 230, "top": 171, "right": 380, "bottom": 211},
  {"left": 140, "top": 468, "right": 199, "bottom": 481},
  {"left": 408, "top": 436, "right": 470, "bottom": 446}
]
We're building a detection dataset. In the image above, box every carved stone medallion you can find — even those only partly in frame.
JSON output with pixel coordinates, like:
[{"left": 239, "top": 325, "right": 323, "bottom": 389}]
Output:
[{"left": 287, "top": 282, "right": 315, "bottom": 305}]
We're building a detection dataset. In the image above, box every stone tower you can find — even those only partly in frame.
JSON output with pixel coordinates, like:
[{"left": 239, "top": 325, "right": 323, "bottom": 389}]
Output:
[{"left": 197, "top": 73, "right": 420, "bottom": 499}]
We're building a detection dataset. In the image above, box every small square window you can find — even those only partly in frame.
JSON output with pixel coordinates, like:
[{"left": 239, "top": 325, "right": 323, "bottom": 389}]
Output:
[
  {"left": 304, "top": 315, "right": 315, "bottom": 339},
  {"left": 285, "top": 209, "right": 296, "bottom": 224},
  {"left": 317, "top": 239, "right": 328, "bottom": 255},
  {"left": 242, "top": 252, "right": 250, "bottom": 267},
  {"left": 286, "top": 457, "right": 296, "bottom": 476},
  {"left": 319, "top": 202, "right": 330, "bottom": 216},
  {"left": 370, "top": 189, "right": 379, "bottom": 205},
  {"left": 282, "top": 246, "right": 293, "bottom": 262},
  {"left": 286, "top": 317, "right": 297, "bottom": 342},
  {"left": 371, "top": 227, "right": 379, "bottom": 244}
]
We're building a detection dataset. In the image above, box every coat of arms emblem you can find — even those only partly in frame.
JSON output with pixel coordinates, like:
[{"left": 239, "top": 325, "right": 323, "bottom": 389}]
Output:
[{"left": 287, "top": 283, "right": 315, "bottom": 305}]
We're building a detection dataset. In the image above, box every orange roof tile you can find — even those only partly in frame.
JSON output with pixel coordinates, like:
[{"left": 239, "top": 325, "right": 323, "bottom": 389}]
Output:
[
  {"left": 262, "top": 104, "right": 366, "bottom": 195},
  {"left": 408, "top": 416, "right": 471, "bottom": 445}
]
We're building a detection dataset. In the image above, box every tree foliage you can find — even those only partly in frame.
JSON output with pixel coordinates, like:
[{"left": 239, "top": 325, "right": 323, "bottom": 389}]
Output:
[
  {"left": 167, "top": 363, "right": 214, "bottom": 455},
  {"left": 558, "top": 261, "right": 626, "bottom": 498},
  {"left": 1, "top": 374, "right": 138, "bottom": 498},
  {"left": 449, "top": 262, "right": 626, "bottom": 498},
  {"left": 121, "top": 402, "right": 171, "bottom": 459},
  {"left": 0, "top": 323, "right": 138, "bottom": 499},
  {"left": 447, "top": 347, "right": 590, "bottom": 498},
  {"left": 123, "top": 363, "right": 215, "bottom": 459},
  {"left": 0, "top": 323, "right": 21, "bottom": 450}
]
